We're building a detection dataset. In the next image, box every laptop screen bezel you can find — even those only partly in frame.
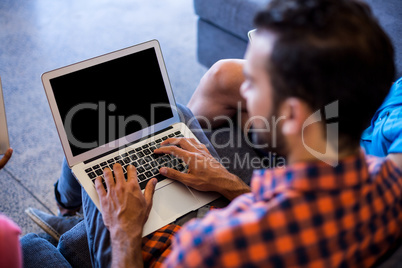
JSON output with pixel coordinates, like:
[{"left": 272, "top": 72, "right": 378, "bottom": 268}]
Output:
[{"left": 42, "top": 40, "right": 181, "bottom": 167}]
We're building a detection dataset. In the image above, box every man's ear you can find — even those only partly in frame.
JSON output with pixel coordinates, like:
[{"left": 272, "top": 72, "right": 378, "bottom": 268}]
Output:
[{"left": 281, "top": 98, "right": 310, "bottom": 136}]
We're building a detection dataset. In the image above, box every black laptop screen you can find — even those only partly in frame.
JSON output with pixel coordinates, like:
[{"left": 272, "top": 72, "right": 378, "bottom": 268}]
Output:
[{"left": 50, "top": 47, "right": 174, "bottom": 156}]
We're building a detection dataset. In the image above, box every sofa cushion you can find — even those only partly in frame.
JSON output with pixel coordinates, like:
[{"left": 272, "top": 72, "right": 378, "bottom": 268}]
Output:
[
  {"left": 364, "top": 0, "right": 402, "bottom": 78},
  {"left": 194, "top": 0, "right": 270, "bottom": 41}
]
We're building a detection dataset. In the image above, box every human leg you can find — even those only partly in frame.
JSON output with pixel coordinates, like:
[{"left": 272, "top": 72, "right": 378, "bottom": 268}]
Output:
[
  {"left": 54, "top": 158, "right": 82, "bottom": 214},
  {"left": 20, "top": 233, "right": 72, "bottom": 268},
  {"left": 187, "top": 59, "right": 248, "bottom": 129}
]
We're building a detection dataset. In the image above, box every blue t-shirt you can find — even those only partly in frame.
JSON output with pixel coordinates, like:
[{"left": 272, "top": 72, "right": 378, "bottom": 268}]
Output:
[{"left": 361, "top": 78, "right": 402, "bottom": 156}]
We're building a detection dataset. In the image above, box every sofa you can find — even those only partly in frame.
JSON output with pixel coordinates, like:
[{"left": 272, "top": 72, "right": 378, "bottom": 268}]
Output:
[
  {"left": 194, "top": 0, "right": 402, "bottom": 79},
  {"left": 194, "top": 0, "right": 402, "bottom": 267}
]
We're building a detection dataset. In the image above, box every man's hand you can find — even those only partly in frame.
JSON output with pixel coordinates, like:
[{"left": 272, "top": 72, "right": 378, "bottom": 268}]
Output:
[
  {"left": 154, "top": 138, "right": 250, "bottom": 201},
  {"left": 95, "top": 164, "right": 157, "bottom": 268},
  {"left": 0, "top": 148, "right": 13, "bottom": 170}
]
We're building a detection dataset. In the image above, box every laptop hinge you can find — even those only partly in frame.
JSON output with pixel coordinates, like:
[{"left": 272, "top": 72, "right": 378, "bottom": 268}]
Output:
[{"left": 83, "top": 126, "right": 174, "bottom": 165}]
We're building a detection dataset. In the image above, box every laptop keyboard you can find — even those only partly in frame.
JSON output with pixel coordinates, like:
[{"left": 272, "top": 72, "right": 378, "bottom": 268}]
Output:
[{"left": 85, "top": 131, "right": 186, "bottom": 190}]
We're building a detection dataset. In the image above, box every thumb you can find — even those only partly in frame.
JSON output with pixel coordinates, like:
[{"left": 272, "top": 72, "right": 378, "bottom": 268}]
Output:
[
  {"left": 160, "top": 167, "right": 190, "bottom": 184},
  {"left": 144, "top": 178, "right": 157, "bottom": 207}
]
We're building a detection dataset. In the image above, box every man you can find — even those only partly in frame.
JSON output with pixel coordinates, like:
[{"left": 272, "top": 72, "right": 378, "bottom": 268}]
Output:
[
  {"left": 94, "top": 0, "right": 402, "bottom": 266},
  {"left": 361, "top": 76, "right": 402, "bottom": 168},
  {"left": 188, "top": 59, "right": 402, "bottom": 171},
  {"left": 23, "top": 0, "right": 402, "bottom": 266}
]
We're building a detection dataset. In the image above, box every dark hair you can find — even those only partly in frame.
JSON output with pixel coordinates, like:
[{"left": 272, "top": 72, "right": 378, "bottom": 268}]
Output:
[{"left": 254, "top": 0, "right": 395, "bottom": 148}]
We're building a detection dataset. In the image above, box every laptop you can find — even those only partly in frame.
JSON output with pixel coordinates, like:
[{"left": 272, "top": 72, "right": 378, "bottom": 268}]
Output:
[
  {"left": 0, "top": 77, "right": 10, "bottom": 155},
  {"left": 42, "top": 40, "right": 219, "bottom": 236}
]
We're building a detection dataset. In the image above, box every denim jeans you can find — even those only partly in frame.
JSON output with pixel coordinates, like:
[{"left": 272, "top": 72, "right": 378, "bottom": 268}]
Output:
[{"left": 22, "top": 104, "right": 220, "bottom": 268}]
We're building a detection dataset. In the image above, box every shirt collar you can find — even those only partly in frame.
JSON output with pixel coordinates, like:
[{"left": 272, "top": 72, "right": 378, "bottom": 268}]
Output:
[{"left": 251, "top": 152, "right": 370, "bottom": 201}]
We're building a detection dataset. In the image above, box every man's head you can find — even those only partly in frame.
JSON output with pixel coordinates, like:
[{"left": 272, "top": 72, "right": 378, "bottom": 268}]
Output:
[{"left": 241, "top": 0, "right": 395, "bottom": 162}]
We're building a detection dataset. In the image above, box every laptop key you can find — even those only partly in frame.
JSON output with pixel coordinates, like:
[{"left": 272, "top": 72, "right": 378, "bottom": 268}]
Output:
[
  {"left": 107, "top": 159, "right": 114, "bottom": 164},
  {"left": 85, "top": 168, "right": 92, "bottom": 173},
  {"left": 150, "top": 153, "right": 160, "bottom": 159},
  {"left": 131, "top": 161, "right": 139, "bottom": 168},
  {"left": 177, "top": 164, "right": 186, "bottom": 172},
  {"left": 95, "top": 169, "right": 103, "bottom": 176},
  {"left": 144, "top": 164, "right": 152, "bottom": 170},
  {"left": 138, "top": 174, "right": 146, "bottom": 182},
  {"left": 88, "top": 172, "right": 96, "bottom": 179},
  {"left": 156, "top": 158, "right": 164, "bottom": 165}
]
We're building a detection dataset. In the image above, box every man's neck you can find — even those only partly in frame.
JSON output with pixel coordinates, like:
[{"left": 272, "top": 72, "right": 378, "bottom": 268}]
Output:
[{"left": 286, "top": 143, "right": 361, "bottom": 166}]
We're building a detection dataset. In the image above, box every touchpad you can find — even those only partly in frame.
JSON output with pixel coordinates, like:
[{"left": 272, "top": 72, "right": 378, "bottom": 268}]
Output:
[{"left": 152, "top": 182, "right": 199, "bottom": 220}]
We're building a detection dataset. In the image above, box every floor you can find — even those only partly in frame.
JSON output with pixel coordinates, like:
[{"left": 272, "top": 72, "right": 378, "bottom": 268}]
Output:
[{"left": 0, "top": 0, "right": 208, "bottom": 235}]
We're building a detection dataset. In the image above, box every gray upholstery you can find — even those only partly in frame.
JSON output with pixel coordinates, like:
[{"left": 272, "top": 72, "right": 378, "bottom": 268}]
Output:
[
  {"left": 194, "top": 0, "right": 402, "bottom": 79},
  {"left": 194, "top": 0, "right": 269, "bottom": 67},
  {"left": 194, "top": 0, "right": 269, "bottom": 41},
  {"left": 365, "top": 0, "right": 402, "bottom": 79}
]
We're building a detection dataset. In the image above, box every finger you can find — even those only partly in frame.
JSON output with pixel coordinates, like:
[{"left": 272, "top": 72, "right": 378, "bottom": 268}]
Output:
[
  {"left": 0, "top": 148, "right": 13, "bottom": 169},
  {"left": 185, "top": 138, "right": 210, "bottom": 153},
  {"left": 103, "top": 166, "right": 115, "bottom": 189},
  {"left": 113, "top": 163, "right": 126, "bottom": 185},
  {"left": 159, "top": 167, "right": 194, "bottom": 186},
  {"left": 161, "top": 138, "right": 200, "bottom": 153},
  {"left": 144, "top": 178, "right": 157, "bottom": 206},
  {"left": 94, "top": 176, "right": 107, "bottom": 198},
  {"left": 126, "top": 165, "right": 138, "bottom": 185},
  {"left": 160, "top": 137, "right": 181, "bottom": 147},
  {"left": 154, "top": 146, "right": 192, "bottom": 164}
]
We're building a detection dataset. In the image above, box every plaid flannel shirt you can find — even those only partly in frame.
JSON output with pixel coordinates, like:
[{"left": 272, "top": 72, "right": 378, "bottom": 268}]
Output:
[{"left": 158, "top": 152, "right": 402, "bottom": 267}]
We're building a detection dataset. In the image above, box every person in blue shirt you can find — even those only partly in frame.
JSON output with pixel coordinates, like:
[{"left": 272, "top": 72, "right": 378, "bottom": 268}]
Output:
[{"left": 361, "top": 77, "right": 402, "bottom": 169}]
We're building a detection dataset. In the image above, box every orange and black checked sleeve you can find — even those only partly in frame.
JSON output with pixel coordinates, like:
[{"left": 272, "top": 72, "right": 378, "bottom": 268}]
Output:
[{"left": 161, "top": 153, "right": 402, "bottom": 267}]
